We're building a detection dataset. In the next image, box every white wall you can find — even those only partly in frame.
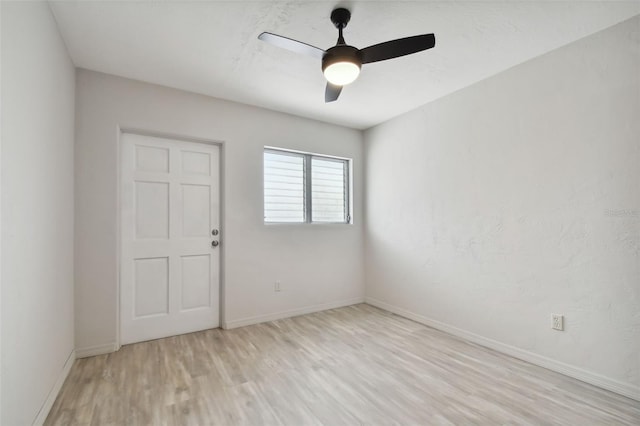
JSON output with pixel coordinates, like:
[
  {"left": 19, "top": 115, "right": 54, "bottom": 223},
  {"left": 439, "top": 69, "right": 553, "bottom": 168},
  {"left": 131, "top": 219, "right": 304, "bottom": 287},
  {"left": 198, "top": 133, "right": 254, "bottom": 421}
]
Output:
[
  {"left": 365, "top": 16, "right": 639, "bottom": 399},
  {"left": 75, "top": 70, "right": 364, "bottom": 353},
  {"left": 0, "top": 3, "right": 3, "bottom": 422},
  {"left": 1, "top": 2, "right": 76, "bottom": 424}
]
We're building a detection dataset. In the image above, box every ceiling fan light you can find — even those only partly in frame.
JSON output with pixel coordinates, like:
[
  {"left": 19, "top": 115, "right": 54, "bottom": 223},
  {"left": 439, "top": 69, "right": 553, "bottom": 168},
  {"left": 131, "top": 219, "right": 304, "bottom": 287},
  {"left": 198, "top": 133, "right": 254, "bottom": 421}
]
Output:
[
  {"left": 322, "top": 45, "right": 362, "bottom": 87},
  {"left": 323, "top": 61, "right": 361, "bottom": 85}
]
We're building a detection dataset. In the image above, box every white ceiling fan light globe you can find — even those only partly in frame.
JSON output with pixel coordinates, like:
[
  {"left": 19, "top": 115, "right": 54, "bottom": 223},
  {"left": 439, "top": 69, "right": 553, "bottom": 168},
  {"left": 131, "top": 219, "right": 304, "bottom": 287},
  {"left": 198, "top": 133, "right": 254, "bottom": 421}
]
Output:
[{"left": 323, "top": 61, "right": 361, "bottom": 86}]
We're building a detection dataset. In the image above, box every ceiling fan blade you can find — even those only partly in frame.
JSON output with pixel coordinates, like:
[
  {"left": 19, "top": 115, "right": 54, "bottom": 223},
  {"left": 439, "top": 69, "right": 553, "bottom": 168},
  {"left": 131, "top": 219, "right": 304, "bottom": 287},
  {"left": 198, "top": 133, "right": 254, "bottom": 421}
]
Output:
[
  {"left": 360, "top": 34, "right": 435, "bottom": 64},
  {"left": 325, "top": 83, "right": 342, "bottom": 102},
  {"left": 258, "top": 32, "right": 324, "bottom": 60}
]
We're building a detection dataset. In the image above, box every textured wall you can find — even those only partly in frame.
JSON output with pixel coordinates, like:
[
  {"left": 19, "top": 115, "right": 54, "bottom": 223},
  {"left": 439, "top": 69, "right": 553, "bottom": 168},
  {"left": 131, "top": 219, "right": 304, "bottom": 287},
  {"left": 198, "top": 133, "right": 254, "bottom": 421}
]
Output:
[
  {"left": 1, "top": 2, "right": 76, "bottom": 424},
  {"left": 74, "top": 70, "right": 364, "bottom": 353},
  {"left": 365, "top": 16, "right": 639, "bottom": 397}
]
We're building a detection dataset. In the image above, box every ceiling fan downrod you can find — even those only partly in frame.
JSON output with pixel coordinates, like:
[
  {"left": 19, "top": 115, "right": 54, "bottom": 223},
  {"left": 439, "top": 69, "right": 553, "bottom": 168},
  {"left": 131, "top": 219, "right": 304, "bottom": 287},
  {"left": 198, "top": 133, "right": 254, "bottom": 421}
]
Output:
[{"left": 331, "top": 8, "right": 351, "bottom": 45}]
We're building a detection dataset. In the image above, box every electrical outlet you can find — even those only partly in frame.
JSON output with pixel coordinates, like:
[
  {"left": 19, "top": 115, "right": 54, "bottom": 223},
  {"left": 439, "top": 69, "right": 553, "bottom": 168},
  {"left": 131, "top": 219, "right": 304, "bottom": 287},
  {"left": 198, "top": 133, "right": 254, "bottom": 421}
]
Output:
[
  {"left": 551, "top": 314, "right": 564, "bottom": 331},
  {"left": 274, "top": 281, "right": 281, "bottom": 292}
]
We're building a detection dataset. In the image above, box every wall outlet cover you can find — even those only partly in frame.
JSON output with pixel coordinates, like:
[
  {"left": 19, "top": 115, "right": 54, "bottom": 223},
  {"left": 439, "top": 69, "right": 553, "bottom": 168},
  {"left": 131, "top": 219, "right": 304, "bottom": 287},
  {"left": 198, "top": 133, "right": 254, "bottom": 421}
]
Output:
[{"left": 551, "top": 314, "right": 564, "bottom": 331}]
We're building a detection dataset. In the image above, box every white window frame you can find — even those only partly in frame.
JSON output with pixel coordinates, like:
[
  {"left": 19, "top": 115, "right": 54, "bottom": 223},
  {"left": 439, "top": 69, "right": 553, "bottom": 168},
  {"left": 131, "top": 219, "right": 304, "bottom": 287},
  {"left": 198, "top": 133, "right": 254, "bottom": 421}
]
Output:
[{"left": 264, "top": 147, "right": 351, "bottom": 224}]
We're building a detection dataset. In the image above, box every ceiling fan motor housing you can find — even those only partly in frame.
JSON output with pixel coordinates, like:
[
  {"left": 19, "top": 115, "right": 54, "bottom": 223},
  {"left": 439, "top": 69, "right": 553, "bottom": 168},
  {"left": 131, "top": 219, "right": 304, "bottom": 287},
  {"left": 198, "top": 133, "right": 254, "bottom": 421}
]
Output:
[{"left": 322, "top": 45, "right": 362, "bottom": 73}]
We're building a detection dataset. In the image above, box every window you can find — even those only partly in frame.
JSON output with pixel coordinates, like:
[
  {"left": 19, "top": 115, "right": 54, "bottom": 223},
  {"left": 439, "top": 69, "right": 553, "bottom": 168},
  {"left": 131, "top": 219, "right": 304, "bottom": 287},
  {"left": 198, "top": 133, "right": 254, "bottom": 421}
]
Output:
[{"left": 264, "top": 148, "right": 350, "bottom": 224}]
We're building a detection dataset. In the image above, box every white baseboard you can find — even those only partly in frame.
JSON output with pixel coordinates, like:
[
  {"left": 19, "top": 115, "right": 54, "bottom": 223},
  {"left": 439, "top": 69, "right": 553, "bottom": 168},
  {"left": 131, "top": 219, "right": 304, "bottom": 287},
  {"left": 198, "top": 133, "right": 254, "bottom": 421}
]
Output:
[
  {"left": 75, "top": 342, "right": 119, "bottom": 358},
  {"left": 32, "top": 349, "right": 75, "bottom": 426},
  {"left": 223, "top": 297, "right": 365, "bottom": 329},
  {"left": 78, "top": 298, "right": 366, "bottom": 355},
  {"left": 365, "top": 297, "right": 640, "bottom": 402}
]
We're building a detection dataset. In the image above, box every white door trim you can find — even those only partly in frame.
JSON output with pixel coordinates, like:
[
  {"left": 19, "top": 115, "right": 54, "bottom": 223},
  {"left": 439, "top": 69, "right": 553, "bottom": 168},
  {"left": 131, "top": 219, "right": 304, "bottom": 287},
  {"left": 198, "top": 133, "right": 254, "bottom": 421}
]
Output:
[{"left": 116, "top": 127, "right": 226, "bottom": 349}]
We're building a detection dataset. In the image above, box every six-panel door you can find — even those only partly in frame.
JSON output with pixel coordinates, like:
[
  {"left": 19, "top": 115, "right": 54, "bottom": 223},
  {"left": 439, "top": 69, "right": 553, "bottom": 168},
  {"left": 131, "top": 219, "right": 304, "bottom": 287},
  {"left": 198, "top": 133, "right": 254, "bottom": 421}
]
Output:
[{"left": 120, "top": 133, "right": 220, "bottom": 344}]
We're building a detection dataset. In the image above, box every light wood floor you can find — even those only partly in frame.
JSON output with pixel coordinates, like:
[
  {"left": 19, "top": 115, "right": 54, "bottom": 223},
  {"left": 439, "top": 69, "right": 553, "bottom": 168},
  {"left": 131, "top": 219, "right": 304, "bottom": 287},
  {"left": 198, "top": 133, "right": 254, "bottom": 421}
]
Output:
[{"left": 46, "top": 304, "right": 639, "bottom": 425}]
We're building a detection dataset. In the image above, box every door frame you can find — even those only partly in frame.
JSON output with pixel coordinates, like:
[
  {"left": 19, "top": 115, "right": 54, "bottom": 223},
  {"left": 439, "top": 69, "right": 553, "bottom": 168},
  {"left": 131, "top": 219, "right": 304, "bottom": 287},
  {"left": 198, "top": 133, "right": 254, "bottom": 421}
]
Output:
[{"left": 116, "top": 127, "right": 226, "bottom": 350}]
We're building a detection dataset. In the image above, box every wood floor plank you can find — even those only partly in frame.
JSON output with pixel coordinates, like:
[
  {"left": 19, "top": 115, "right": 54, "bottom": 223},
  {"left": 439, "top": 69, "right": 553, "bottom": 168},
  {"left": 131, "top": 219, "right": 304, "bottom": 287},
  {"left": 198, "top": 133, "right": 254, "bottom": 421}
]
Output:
[{"left": 45, "top": 304, "right": 640, "bottom": 425}]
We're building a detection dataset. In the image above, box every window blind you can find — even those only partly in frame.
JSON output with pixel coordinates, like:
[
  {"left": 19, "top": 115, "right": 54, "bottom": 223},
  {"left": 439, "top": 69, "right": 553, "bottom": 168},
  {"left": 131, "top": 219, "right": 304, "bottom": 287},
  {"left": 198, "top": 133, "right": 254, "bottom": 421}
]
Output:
[
  {"left": 264, "top": 151, "right": 305, "bottom": 223},
  {"left": 264, "top": 148, "right": 350, "bottom": 224},
  {"left": 311, "top": 157, "right": 347, "bottom": 223}
]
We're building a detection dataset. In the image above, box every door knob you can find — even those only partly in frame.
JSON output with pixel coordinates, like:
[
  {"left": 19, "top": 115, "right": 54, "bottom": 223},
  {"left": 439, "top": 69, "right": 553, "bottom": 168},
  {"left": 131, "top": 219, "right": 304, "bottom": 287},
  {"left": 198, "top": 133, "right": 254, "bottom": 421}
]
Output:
[
  {"left": 212, "top": 229, "right": 219, "bottom": 236},
  {"left": 211, "top": 240, "right": 219, "bottom": 247}
]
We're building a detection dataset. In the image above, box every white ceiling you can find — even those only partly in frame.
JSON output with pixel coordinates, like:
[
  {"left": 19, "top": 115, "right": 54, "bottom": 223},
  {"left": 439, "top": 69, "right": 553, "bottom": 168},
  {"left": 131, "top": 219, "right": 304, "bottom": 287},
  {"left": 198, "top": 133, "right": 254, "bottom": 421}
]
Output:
[{"left": 49, "top": 1, "right": 640, "bottom": 129}]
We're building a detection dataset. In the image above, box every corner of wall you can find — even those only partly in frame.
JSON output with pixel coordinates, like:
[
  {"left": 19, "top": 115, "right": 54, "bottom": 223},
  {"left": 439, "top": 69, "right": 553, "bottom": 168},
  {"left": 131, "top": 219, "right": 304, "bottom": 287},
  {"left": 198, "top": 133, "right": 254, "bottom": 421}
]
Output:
[{"left": 32, "top": 350, "right": 76, "bottom": 426}]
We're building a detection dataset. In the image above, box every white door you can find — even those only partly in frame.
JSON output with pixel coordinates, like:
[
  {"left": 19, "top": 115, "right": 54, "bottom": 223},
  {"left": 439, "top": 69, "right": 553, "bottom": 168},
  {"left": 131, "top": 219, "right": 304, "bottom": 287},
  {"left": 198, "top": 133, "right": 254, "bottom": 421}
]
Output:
[{"left": 120, "top": 133, "right": 220, "bottom": 345}]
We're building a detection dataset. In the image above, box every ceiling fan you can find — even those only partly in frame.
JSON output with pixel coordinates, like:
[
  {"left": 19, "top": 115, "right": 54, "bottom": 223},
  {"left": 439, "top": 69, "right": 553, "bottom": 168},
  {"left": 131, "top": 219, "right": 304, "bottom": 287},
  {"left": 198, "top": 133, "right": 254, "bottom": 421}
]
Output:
[{"left": 258, "top": 7, "right": 436, "bottom": 102}]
